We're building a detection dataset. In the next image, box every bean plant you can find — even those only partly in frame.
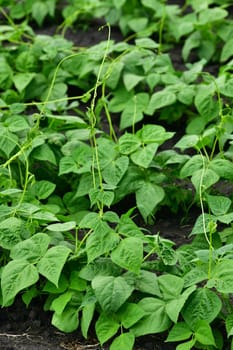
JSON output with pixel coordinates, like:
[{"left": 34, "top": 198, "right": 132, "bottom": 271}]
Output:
[{"left": 1, "top": 1, "right": 233, "bottom": 349}]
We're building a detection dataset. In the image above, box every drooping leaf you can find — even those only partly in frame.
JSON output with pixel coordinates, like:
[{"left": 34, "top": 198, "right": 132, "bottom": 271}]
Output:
[
  {"left": 37, "top": 245, "right": 71, "bottom": 286},
  {"left": 110, "top": 332, "right": 135, "bottom": 350},
  {"left": 50, "top": 290, "right": 73, "bottom": 315},
  {"left": 136, "top": 182, "right": 164, "bottom": 220},
  {"left": 52, "top": 306, "right": 79, "bottom": 333},
  {"left": 0, "top": 217, "right": 24, "bottom": 250},
  {"left": 95, "top": 313, "right": 120, "bottom": 345},
  {"left": 1, "top": 259, "right": 39, "bottom": 306},
  {"left": 81, "top": 303, "right": 96, "bottom": 339}
]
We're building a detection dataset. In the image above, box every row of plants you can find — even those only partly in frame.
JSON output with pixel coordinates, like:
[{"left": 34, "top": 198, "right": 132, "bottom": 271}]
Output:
[{"left": 1, "top": 1, "right": 233, "bottom": 349}]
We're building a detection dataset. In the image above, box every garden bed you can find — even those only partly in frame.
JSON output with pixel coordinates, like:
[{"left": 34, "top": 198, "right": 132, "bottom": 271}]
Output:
[{"left": 1, "top": 0, "right": 233, "bottom": 349}]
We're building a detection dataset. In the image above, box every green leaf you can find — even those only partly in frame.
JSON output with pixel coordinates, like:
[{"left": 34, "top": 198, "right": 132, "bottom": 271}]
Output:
[
  {"left": 146, "top": 90, "right": 176, "bottom": 115},
  {"left": 31, "top": 143, "right": 57, "bottom": 165},
  {"left": 195, "top": 320, "right": 216, "bottom": 346},
  {"left": 86, "top": 221, "right": 119, "bottom": 262},
  {"left": 132, "top": 297, "right": 171, "bottom": 336},
  {"left": 113, "top": 0, "right": 126, "bottom": 8},
  {"left": 102, "top": 156, "right": 129, "bottom": 186},
  {"left": 47, "top": 221, "right": 76, "bottom": 232},
  {"left": 110, "top": 332, "right": 135, "bottom": 350},
  {"left": 166, "top": 286, "right": 196, "bottom": 323},
  {"left": 206, "top": 194, "right": 231, "bottom": 216},
  {"left": 52, "top": 306, "right": 79, "bottom": 333},
  {"left": 194, "top": 86, "right": 218, "bottom": 121},
  {"left": 118, "top": 133, "right": 141, "bottom": 154},
  {"left": 221, "top": 38, "right": 233, "bottom": 62},
  {"left": 50, "top": 291, "right": 73, "bottom": 315},
  {"left": 0, "top": 129, "right": 18, "bottom": 158},
  {"left": 183, "top": 268, "right": 208, "bottom": 288},
  {"left": 120, "top": 93, "right": 149, "bottom": 129},
  {"left": 89, "top": 189, "right": 114, "bottom": 208},
  {"left": 32, "top": 1, "right": 48, "bottom": 26},
  {"left": 182, "top": 32, "right": 200, "bottom": 61},
  {"left": 37, "top": 245, "right": 71, "bottom": 287},
  {"left": 10, "top": 233, "right": 50, "bottom": 263},
  {"left": 95, "top": 313, "right": 120, "bottom": 344},
  {"left": 191, "top": 168, "right": 219, "bottom": 193},
  {"left": 181, "top": 289, "right": 222, "bottom": 329},
  {"left": 159, "top": 274, "right": 184, "bottom": 299},
  {"left": 133, "top": 270, "right": 161, "bottom": 297},
  {"left": 226, "top": 314, "right": 233, "bottom": 337},
  {"left": 166, "top": 322, "right": 192, "bottom": 342},
  {"left": 29, "top": 180, "right": 56, "bottom": 200},
  {"left": 117, "top": 303, "right": 147, "bottom": 328},
  {"left": 0, "top": 56, "right": 13, "bottom": 89},
  {"left": 81, "top": 303, "right": 96, "bottom": 339},
  {"left": 191, "top": 213, "right": 216, "bottom": 235},
  {"left": 138, "top": 124, "right": 174, "bottom": 144},
  {"left": 123, "top": 73, "right": 144, "bottom": 91},
  {"left": 208, "top": 259, "right": 233, "bottom": 293},
  {"left": 180, "top": 155, "right": 205, "bottom": 178},
  {"left": 108, "top": 88, "right": 134, "bottom": 113},
  {"left": 136, "top": 182, "right": 164, "bottom": 221},
  {"left": 210, "top": 158, "right": 233, "bottom": 181},
  {"left": 175, "top": 135, "right": 199, "bottom": 150},
  {"left": 0, "top": 217, "right": 24, "bottom": 250},
  {"left": 111, "top": 237, "right": 143, "bottom": 274},
  {"left": 198, "top": 8, "right": 227, "bottom": 25},
  {"left": 6, "top": 115, "right": 29, "bottom": 132},
  {"left": 131, "top": 143, "right": 158, "bottom": 168},
  {"left": 92, "top": 276, "right": 134, "bottom": 313},
  {"left": 220, "top": 78, "right": 233, "bottom": 97},
  {"left": 1, "top": 259, "right": 39, "bottom": 306},
  {"left": 13, "top": 73, "right": 35, "bottom": 92},
  {"left": 135, "top": 38, "right": 158, "bottom": 49},
  {"left": 128, "top": 17, "right": 148, "bottom": 32},
  {"left": 176, "top": 338, "right": 196, "bottom": 350}
]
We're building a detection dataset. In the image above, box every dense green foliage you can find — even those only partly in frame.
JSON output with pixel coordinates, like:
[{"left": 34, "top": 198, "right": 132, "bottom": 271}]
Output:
[{"left": 1, "top": 0, "right": 233, "bottom": 349}]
